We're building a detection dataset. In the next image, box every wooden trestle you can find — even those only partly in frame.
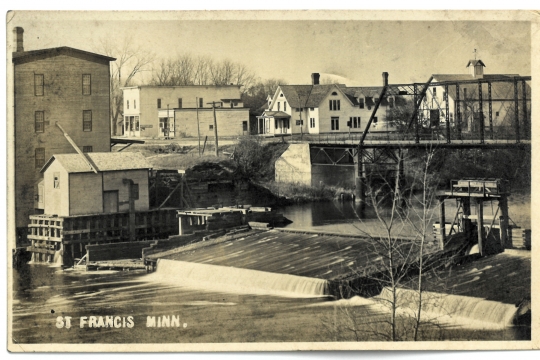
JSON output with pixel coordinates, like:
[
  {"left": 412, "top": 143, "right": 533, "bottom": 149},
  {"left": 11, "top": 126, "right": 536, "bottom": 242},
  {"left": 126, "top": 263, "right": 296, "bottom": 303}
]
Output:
[
  {"left": 435, "top": 179, "right": 509, "bottom": 256},
  {"left": 27, "top": 209, "right": 178, "bottom": 267}
]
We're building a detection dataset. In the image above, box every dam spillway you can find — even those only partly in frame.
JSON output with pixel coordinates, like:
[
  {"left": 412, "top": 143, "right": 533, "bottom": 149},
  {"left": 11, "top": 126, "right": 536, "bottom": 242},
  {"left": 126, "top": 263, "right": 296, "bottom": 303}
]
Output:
[
  {"left": 153, "top": 259, "right": 330, "bottom": 297},
  {"left": 152, "top": 229, "right": 406, "bottom": 281},
  {"left": 147, "top": 229, "right": 426, "bottom": 298}
]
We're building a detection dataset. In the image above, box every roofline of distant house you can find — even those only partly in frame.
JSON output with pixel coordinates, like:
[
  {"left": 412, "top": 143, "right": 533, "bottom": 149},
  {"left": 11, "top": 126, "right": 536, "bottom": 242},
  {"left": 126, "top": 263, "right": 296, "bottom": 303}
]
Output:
[
  {"left": 278, "top": 83, "right": 385, "bottom": 90},
  {"left": 158, "top": 107, "right": 248, "bottom": 111},
  {"left": 121, "top": 84, "right": 243, "bottom": 90}
]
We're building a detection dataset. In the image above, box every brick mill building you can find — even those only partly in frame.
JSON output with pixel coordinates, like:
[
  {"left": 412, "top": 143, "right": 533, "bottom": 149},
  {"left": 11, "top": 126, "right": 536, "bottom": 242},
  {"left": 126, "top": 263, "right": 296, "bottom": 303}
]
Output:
[
  {"left": 121, "top": 85, "right": 250, "bottom": 138},
  {"left": 11, "top": 27, "right": 116, "bottom": 236}
]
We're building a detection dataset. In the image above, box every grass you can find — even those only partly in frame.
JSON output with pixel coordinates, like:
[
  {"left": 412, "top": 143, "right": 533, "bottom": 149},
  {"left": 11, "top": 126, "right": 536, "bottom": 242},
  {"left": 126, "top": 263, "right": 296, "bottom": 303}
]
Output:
[{"left": 121, "top": 142, "right": 237, "bottom": 171}]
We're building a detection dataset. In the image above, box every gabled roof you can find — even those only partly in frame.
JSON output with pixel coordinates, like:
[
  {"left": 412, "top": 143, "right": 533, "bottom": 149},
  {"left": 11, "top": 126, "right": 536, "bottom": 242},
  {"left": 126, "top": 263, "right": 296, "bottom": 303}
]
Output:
[
  {"left": 431, "top": 74, "right": 529, "bottom": 101},
  {"left": 41, "top": 152, "right": 152, "bottom": 174},
  {"left": 275, "top": 83, "right": 378, "bottom": 109},
  {"left": 12, "top": 46, "right": 115, "bottom": 65},
  {"left": 279, "top": 85, "right": 313, "bottom": 108},
  {"left": 466, "top": 59, "right": 486, "bottom": 68},
  {"left": 432, "top": 74, "right": 519, "bottom": 82}
]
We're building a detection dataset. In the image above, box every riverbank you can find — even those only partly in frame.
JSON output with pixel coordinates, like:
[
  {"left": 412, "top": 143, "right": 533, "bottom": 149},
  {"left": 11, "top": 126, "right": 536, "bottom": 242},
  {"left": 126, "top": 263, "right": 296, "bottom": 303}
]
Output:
[{"left": 259, "top": 181, "right": 351, "bottom": 203}]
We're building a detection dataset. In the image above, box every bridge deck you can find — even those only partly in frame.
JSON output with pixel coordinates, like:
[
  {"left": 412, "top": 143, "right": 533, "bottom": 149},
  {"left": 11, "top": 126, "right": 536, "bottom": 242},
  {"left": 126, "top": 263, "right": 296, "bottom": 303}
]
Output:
[{"left": 298, "top": 139, "right": 531, "bottom": 149}]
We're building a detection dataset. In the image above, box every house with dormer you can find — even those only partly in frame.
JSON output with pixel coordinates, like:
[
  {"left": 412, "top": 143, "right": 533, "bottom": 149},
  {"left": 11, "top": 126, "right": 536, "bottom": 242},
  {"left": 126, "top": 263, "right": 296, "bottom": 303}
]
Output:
[
  {"left": 424, "top": 59, "right": 530, "bottom": 133},
  {"left": 257, "top": 73, "right": 396, "bottom": 135}
]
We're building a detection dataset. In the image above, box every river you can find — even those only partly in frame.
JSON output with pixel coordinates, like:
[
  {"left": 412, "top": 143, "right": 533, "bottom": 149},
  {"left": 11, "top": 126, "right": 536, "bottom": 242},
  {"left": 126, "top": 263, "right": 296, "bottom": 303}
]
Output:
[
  {"left": 278, "top": 193, "right": 530, "bottom": 239},
  {"left": 11, "top": 193, "right": 530, "bottom": 344}
]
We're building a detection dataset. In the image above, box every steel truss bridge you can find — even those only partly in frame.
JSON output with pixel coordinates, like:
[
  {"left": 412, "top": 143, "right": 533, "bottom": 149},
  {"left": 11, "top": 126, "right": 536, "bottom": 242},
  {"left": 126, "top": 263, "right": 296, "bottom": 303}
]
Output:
[{"left": 293, "top": 75, "right": 531, "bottom": 200}]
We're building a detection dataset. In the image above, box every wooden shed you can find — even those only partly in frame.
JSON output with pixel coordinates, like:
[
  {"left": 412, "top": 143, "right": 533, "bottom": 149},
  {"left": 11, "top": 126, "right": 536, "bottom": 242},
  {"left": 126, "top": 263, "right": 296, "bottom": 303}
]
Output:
[{"left": 39, "top": 152, "right": 152, "bottom": 216}]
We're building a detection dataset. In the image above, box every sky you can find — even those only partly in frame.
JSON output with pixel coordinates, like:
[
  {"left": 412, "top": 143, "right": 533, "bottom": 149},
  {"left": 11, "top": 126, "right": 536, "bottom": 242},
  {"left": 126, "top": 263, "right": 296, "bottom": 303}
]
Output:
[{"left": 7, "top": 11, "right": 532, "bottom": 88}]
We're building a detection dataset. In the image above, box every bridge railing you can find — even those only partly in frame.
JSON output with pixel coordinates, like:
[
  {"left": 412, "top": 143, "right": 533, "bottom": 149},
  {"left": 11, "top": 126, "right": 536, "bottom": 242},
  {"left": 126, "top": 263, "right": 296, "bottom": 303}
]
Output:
[{"left": 286, "top": 125, "right": 530, "bottom": 145}]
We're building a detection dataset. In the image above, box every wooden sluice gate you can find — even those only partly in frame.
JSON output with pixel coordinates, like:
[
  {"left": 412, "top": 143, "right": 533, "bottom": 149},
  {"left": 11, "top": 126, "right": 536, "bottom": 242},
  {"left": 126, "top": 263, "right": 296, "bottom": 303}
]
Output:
[
  {"left": 435, "top": 178, "right": 528, "bottom": 256},
  {"left": 177, "top": 206, "right": 288, "bottom": 235},
  {"left": 27, "top": 209, "right": 178, "bottom": 267}
]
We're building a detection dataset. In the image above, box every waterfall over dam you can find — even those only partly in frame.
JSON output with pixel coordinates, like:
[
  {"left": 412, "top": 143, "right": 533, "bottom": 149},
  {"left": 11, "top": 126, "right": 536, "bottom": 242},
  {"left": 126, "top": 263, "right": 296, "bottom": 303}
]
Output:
[
  {"left": 377, "top": 287, "right": 518, "bottom": 329},
  {"left": 152, "top": 259, "right": 331, "bottom": 297}
]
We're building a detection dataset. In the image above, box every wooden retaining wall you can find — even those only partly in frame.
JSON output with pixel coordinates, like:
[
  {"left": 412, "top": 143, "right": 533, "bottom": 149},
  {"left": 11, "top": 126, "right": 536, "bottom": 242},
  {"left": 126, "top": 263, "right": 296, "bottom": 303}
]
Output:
[{"left": 27, "top": 208, "right": 178, "bottom": 266}]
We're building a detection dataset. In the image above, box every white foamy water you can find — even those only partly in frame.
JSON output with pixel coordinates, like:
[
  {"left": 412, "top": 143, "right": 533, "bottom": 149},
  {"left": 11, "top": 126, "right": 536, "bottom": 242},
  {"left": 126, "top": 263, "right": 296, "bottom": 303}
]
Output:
[
  {"left": 377, "top": 287, "right": 518, "bottom": 329},
  {"left": 149, "top": 259, "right": 330, "bottom": 298}
]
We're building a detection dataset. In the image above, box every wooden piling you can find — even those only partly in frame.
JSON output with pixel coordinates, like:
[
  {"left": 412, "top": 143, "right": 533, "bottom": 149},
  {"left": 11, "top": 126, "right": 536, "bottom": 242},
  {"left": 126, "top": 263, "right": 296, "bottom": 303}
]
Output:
[
  {"left": 438, "top": 199, "right": 446, "bottom": 250},
  {"left": 477, "top": 199, "right": 484, "bottom": 256},
  {"left": 499, "top": 197, "right": 509, "bottom": 249}
]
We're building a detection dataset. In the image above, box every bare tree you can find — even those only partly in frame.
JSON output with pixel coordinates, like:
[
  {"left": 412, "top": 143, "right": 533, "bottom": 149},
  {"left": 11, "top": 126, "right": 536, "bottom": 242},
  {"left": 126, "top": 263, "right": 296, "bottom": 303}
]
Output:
[
  {"left": 95, "top": 36, "right": 155, "bottom": 135},
  {"left": 150, "top": 54, "right": 255, "bottom": 92},
  {"left": 319, "top": 146, "right": 460, "bottom": 341}
]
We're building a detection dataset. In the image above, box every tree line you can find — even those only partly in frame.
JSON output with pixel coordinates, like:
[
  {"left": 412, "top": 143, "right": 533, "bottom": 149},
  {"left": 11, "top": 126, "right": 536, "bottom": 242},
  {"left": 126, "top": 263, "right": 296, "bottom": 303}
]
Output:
[{"left": 94, "top": 37, "right": 287, "bottom": 134}]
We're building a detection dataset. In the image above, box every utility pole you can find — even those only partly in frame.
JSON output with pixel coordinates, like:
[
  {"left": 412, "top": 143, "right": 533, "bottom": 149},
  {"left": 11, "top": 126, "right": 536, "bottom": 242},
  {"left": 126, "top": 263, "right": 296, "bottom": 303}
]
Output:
[
  {"left": 167, "top": 104, "right": 170, "bottom": 139},
  {"left": 196, "top": 97, "right": 201, "bottom": 156},
  {"left": 122, "top": 179, "right": 136, "bottom": 242},
  {"left": 208, "top": 101, "right": 220, "bottom": 157}
]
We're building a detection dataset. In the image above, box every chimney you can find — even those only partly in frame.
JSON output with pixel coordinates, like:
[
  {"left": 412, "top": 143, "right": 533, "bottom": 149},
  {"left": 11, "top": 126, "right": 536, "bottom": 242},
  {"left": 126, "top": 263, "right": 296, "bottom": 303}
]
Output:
[
  {"left": 13, "top": 27, "right": 24, "bottom": 53},
  {"left": 382, "top": 72, "right": 389, "bottom": 86},
  {"left": 311, "top": 73, "right": 320, "bottom": 85}
]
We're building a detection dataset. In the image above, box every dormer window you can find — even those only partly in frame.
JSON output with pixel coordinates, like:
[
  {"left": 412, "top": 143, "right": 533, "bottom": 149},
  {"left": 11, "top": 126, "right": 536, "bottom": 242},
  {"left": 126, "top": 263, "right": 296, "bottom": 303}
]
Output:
[{"left": 359, "top": 98, "right": 365, "bottom": 109}]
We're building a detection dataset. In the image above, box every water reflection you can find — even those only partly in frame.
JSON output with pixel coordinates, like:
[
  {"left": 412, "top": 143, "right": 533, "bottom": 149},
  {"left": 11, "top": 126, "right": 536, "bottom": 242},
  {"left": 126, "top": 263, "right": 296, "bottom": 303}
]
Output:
[{"left": 277, "top": 195, "right": 530, "bottom": 238}]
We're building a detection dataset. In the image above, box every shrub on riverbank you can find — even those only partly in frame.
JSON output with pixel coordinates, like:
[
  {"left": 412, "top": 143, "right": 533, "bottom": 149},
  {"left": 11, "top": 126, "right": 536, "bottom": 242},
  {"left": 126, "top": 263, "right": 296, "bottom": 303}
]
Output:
[
  {"left": 232, "top": 137, "right": 289, "bottom": 180},
  {"left": 261, "top": 181, "right": 349, "bottom": 203}
]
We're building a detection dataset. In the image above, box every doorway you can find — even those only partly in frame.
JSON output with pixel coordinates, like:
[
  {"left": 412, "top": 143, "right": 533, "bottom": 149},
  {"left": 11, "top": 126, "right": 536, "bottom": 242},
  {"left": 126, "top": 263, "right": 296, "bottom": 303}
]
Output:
[{"left": 103, "top": 191, "right": 119, "bottom": 213}]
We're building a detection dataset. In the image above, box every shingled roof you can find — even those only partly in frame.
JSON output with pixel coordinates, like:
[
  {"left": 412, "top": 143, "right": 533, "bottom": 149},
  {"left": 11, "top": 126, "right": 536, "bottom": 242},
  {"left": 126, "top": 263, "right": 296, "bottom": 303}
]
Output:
[
  {"left": 276, "top": 84, "right": 386, "bottom": 109},
  {"left": 41, "top": 152, "right": 152, "bottom": 174}
]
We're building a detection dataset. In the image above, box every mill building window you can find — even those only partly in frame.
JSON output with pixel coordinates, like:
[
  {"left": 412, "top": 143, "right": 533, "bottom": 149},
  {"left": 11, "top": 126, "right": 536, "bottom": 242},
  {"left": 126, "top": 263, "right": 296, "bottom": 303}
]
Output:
[
  {"left": 35, "top": 111, "right": 44, "bottom": 133},
  {"left": 83, "top": 110, "right": 92, "bottom": 132},
  {"left": 34, "top": 74, "right": 44, "bottom": 96},
  {"left": 53, "top": 172, "right": 60, "bottom": 189},
  {"left": 82, "top": 74, "right": 91, "bottom": 95},
  {"left": 35, "top": 148, "right": 45, "bottom": 169}
]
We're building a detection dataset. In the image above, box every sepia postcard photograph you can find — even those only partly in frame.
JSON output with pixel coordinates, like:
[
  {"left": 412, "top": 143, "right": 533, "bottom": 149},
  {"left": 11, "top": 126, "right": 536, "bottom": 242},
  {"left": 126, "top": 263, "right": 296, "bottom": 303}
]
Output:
[{"left": 6, "top": 9, "right": 539, "bottom": 353}]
